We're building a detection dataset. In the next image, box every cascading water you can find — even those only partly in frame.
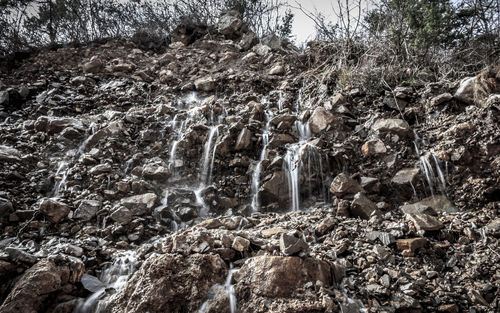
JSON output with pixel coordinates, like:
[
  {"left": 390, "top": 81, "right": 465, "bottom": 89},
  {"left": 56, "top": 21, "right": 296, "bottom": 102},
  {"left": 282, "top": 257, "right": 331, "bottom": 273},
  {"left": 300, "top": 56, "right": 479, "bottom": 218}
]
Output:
[
  {"left": 199, "top": 126, "right": 219, "bottom": 186},
  {"left": 251, "top": 110, "right": 272, "bottom": 211},
  {"left": 75, "top": 251, "right": 137, "bottom": 313},
  {"left": 53, "top": 161, "right": 69, "bottom": 196},
  {"left": 225, "top": 263, "right": 237, "bottom": 313}
]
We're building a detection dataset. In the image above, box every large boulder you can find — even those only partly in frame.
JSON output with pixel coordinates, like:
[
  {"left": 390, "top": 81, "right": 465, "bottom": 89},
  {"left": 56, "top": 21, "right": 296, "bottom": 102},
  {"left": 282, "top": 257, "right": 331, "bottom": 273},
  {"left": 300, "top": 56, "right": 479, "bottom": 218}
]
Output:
[
  {"left": 0, "top": 260, "right": 64, "bottom": 313},
  {"left": 235, "top": 256, "right": 332, "bottom": 297},
  {"left": 217, "top": 11, "right": 243, "bottom": 36},
  {"left": 108, "top": 253, "right": 227, "bottom": 313},
  {"left": 260, "top": 172, "right": 289, "bottom": 206}
]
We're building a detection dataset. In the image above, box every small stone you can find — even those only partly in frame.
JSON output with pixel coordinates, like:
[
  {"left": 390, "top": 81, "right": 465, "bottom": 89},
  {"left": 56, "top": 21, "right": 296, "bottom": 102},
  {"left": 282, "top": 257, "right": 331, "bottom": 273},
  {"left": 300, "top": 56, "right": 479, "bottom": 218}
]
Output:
[
  {"left": 268, "top": 64, "right": 284, "bottom": 75},
  {"left": 430, "top": 93, "right": 453, "bottom": 106},
  {"left": 261, "top": 227, "right": 287, "bottom": 238},
  {"left": 232, "top": 236, "right": 250, "bottom": 252},
  {"left": 315, "top": 217, "right": 336, "bottom": 236},
  {"left": 361, "top": 139, "right": 387, "bottom": 156},
  {"left": 73, "top": 200, "right": 101, "bottom": 221}
]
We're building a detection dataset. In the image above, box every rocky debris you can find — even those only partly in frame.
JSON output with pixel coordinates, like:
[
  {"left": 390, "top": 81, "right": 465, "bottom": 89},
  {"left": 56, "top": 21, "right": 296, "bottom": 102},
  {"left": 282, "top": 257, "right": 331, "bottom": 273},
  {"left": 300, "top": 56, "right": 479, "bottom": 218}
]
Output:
[
  {"left": 39, "top": 198, "right": 70, "bottom": 223},
  {"left": 0, "top": 16, "right": 499, "bottom": 313}
]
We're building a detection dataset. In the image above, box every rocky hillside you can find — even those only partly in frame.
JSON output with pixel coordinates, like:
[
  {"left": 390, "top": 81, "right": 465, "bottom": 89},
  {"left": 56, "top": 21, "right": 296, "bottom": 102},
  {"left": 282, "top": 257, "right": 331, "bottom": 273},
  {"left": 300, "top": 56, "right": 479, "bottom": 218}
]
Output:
[{"left": 0, "top": 12, "right": 499, "bottom": 313}]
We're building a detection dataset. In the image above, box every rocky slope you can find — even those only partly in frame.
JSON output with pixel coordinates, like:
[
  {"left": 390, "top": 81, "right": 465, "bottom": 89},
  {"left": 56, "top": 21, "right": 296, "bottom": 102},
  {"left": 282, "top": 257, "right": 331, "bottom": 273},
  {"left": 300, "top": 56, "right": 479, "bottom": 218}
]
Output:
[{"left": 0, "top": 12, "right": 499, "bottom": 313}]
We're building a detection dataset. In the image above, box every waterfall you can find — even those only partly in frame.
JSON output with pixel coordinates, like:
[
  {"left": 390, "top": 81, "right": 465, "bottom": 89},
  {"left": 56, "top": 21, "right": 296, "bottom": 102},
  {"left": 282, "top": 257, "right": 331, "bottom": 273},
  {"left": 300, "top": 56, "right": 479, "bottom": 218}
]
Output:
[
  {"left": 53, "top": 161, "right": 69, "bottom": 196},
  {"left": 251, "top": 110, "right": 272, "bottom": 211},
  {"left": 283, "top": 144, "right": 301, "bottom": 211},
  {"left": 75, "top": 251, "right": 138, "bottom": 313},
  {"left": 225, "top": 263, "right": 237, "bottom": 313},
  {"left": 199, "top": 126, "right": 219, "bottom": 186}
]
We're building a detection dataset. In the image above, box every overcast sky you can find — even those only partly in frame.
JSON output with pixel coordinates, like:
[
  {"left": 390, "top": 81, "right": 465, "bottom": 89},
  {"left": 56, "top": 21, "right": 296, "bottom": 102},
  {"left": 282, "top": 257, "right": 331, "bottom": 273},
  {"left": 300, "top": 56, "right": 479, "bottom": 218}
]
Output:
[{"left": 287, "top": 0, "right": 371, "bottom": 44}]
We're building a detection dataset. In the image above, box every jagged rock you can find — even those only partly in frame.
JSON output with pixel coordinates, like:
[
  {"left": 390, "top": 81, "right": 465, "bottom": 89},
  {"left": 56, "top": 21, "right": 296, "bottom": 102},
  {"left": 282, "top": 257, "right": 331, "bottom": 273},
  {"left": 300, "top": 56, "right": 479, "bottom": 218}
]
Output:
[
  {"left": 120, "top": 193, "right": 157, "bottom": 215},
  {"left": 83, "top": 57, "right": 104, "bottom": 73},
  {"left": 279, "top": 233, "right": 309, "bottom": 255},
  {"left": 407, "top": 213, "right": 444, "bottom": 232},
  {"left": 372, "top": 118, "right": 410, "bottom": 135},
  {"left": 194, "top": 76, "right": 216, "bottom": 91},
  {"left": 485, "top": 218, "right": 500, "bottom": 237},
  {"left": 0, "top": 260, "right": 63, "bottom": 313},
  {"left": 39, "top": 198, "right": 70, "bottom": 223},
  {"left": 5, "top": 247, "right": 37, "bottom": 264},
  {"left": 110, "top": 206, "right": 133, "bottom": 225},
  {"left": 350, "top": 192, "right": 380, "bottom": 219},
  {"left": 0, "top": 197, "right": 13, "bottom": 217},
  {"left": 73, "top": 200, "right": 101, "bottom": 221},
  {"left": 365, "top": 231, "right": 395, "bottom": 246},
  {"left": 308, "top": 107, "right": 335, "bottom": 133},
  {"left": 239, "top": 32, "right": 258, "bottom": 50},
  {"left": 261, "top": 34, "right": 281, "bottom": 50},
  {"left": 217, "top": 11, "right": 243, "bottom": 36},
  {"left": 236, "top": 256, "right": 331, "bottom": 297},
  {"left": 330, "top": 173, "right": 362, "bottom": 197},
  {"left": 396, "top": 238, "right": 427, "bottom": 254},
  {"left": 391, "top": 168, "right": 419, "bottom": 185},
  {"left": 34, "top": 116, "right": 84, "bottom": 134},
  {"left": 232, "top": 236, "right": 250, "bottom": 252},
  {"left": 400, "top": 195, "right": 457, "bottom": 215},
  {"left": 0, "top": 145, "right": 21, "bottom": 163},
  {"left": 108, "top": 253, "right": 226, "bottom": 313},
  {"left": 430, "top": 93, "right": 453, "bottom": 106},
  {"left": 361, "top": 139, "right": 387, "bottom": 156},
  {"left": 261, "top": 227, "right": 287, "bottom": 238},
  {"left": 234, "top": 127, "right": 252, "bottom": 150},
  {"left": 454, "top": 76, "right": 476, "bottom": 104},
  {"left": 261, "top": 172, "right": 288, "bottom": 205}
]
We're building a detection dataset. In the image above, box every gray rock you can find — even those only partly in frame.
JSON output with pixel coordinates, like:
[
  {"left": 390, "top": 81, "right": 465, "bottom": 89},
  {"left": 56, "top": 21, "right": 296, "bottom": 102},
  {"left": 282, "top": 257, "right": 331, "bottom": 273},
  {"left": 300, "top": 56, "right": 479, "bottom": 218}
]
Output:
[
  {"left": 0, "top": 90, "right": 9, "bottom": 106},
  {"left": 0, "top": 145, "right": 21, "bottom": 163},
  {"left": 194, "top": 76, "right": 216, "bottom": 92},
  {"left": 391, "top": 168, "right": 419, "bottom": 185},
  {"left": 350, "top": 192, "right": 380, "bottom": 219},
  {"left": 261, "top": 34, "right": 282, "bottom": 50},
  {"left": 120, "top": 193, "right": 157, "bottom": 215},
  {"left": 5, "top": 247, "right": 37, "bottom": 264},
  {"left": 407, "top": 213, "right": 444, "bottom": 232},
  {"left": 81, "top": 274, "right": 105, "bottom": 292},
  {"left": 73, "top": 200, "right": 101, "bottom": 221},
  {"left": 110, "top": 206, "right": 133, "bottom": 225},
  {"left": 217, "top": 11, "right": 243, "bottom": 35},
  {"left": 361, "top": 139, "right": 386, "bottom": 156},
  {"left": 0, "top": 197, "right": 13, "bottom": 217},
  {"left": 454, "top": 76, "right": 476, "bottom": 104},
  {"left": 89, "top": 163, "right": 112, "bottom": 176},
  {"left": 234, "top": 128, "right": 252, "bottom": 150},
  {"left": 83, "top": 57, "right": 104, "bottom": 73},
  {"left": 279, "top": 233, "right": 308, "bottom": 255},
  {"left": 430, "top": 93, "right": 453, "bottom": 106},
  {"left": 372, "top": 118, "right": 410, "bottom": 135}
]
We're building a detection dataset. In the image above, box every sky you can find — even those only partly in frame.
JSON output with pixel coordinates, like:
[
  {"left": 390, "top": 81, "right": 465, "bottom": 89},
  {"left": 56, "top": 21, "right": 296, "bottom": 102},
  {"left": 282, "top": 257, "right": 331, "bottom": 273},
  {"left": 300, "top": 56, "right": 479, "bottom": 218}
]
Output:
[{"left": 287, "top": 0, "right": 371, "bottom": 44}]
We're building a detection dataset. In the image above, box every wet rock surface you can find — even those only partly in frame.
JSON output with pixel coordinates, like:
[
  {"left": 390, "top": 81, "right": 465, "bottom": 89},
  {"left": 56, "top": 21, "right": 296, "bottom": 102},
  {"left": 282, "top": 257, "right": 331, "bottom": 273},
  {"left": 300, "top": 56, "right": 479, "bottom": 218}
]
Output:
[{"left": 0, "top": 15, "right": 499, "bottom": 313}]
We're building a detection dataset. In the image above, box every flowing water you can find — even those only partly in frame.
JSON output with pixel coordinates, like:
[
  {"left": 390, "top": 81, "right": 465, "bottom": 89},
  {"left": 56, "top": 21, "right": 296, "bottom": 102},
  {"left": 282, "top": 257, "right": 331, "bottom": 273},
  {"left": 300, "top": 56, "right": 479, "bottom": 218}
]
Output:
[
  {"left": 199, "top": 126, "right": 219, "bottom": 186},
  {"left": 75, "top": 251, "right": 138, "bottom": 313},
  {"left": 251, "top": 110, "right": 272, "bottom": 211}
]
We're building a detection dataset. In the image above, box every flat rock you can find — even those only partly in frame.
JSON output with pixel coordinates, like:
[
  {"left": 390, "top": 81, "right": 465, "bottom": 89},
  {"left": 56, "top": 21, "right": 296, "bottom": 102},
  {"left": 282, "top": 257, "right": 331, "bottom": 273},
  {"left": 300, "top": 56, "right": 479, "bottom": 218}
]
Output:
[
  {"left": 372, "top": 118, "right": 410, "bottom": 135},
  {"left": 407, "top": 213, "right": 444, "bottom": 232},
  {"left": 120, "top": 193, "right": 157, "bottom": 215},
  {"left": 392, "top": 168, "right": 419, "bottom": 185},
  {"left": 73, "top": 200, "right": 101, "bottom": 221},
  {"left": 0, "top": 145, "right": 21, "bottom": 163},
  {"left": 279, "top": 233, "right": 309, "bottom": 255}
]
